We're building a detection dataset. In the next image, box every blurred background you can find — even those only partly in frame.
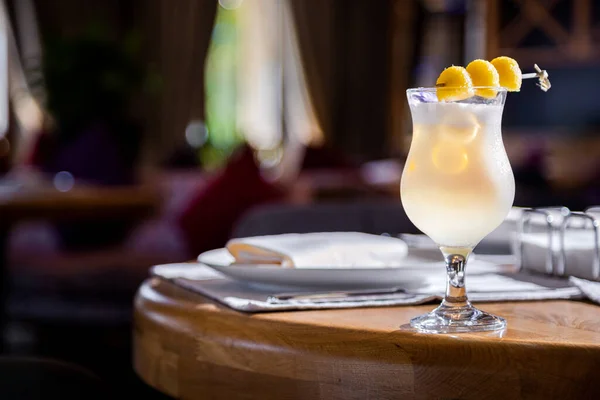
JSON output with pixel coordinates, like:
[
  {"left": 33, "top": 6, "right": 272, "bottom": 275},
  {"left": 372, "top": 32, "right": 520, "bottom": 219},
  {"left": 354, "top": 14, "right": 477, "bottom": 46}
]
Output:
[{"left": 0, "top": 0, "right": 599, "bottom": 397}]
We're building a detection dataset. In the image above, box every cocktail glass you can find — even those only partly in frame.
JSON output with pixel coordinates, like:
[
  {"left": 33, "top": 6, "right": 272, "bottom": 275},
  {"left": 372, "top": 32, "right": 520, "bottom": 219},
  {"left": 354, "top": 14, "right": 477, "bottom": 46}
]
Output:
[{"left": 401, "top": 87, "right": 514, "bottom": 333}]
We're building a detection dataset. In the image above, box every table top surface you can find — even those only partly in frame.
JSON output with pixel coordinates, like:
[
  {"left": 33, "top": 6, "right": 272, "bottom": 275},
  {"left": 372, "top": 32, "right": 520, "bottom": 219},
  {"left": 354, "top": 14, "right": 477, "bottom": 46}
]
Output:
[
  {"left": 138, "top": 277, "right": 600, "bottom": 346},
  {"left": 133, "top": 277, "right": 600, "bottom": 400}
]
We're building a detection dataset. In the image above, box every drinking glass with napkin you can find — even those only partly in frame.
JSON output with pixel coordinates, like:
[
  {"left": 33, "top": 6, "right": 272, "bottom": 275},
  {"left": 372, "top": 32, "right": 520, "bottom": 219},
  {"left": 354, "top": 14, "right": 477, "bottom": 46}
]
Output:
[{"left": 226, "top": 232, "right": 409, "bottom": 268}]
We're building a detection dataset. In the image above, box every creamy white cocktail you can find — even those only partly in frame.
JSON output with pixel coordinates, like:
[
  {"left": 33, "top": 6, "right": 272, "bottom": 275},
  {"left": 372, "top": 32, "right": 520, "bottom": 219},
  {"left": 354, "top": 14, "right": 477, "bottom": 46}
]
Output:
[{"left": 401, "top": 94, "right": 514, "bottom": 249}]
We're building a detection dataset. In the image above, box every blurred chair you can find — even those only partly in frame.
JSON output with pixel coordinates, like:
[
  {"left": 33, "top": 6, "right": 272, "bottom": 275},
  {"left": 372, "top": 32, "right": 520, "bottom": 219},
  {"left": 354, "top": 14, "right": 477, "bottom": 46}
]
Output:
[
  {"left": 0, "top": 357, "right": 110, "bottom": 399},
  {"left": 232, "top": 202, "right": 421, "bottom": 238}
]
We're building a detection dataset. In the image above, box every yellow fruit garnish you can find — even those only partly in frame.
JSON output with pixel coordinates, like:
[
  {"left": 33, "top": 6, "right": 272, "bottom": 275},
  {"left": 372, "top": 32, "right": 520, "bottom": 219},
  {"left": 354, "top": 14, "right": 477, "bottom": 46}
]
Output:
[
  {"left": 436, "top": 66, "right": 474, "bottom": 102},
  {"left": 466, "top": 59, "right": 500, "bottom": 98},
  {"left": 490, "top": 56, "right": 522, "bottom": 92}
]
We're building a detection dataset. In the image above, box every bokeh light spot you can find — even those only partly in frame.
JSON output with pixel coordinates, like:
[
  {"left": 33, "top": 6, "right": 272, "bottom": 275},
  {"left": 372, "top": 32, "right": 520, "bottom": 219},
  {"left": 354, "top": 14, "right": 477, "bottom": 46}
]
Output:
[
  {"left": 53, "top": 171, "right": 75, "bottom": 192},
  {"left": 185, "top": 120, "right": 209, "bottom": 149}
]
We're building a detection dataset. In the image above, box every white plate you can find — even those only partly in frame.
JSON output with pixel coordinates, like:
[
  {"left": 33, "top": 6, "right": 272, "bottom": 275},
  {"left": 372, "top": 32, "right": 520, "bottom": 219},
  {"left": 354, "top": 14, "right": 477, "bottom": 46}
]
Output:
[{"left": 197, "top": 248, "right": 510, "bottom": 289}]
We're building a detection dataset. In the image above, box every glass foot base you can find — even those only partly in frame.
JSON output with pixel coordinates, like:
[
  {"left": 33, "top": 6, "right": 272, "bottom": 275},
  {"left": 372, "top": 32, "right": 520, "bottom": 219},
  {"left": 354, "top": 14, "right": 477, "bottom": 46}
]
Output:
[{"left": 410, "top": 303, "right": 506, "bottom": 333}]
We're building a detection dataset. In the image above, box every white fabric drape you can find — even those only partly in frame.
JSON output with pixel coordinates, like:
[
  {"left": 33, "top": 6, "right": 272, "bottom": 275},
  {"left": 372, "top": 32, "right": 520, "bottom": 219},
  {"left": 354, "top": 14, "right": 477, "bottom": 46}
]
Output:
[
  {"left": 235, "top": 0, "right": 322, "bottom": 184},
  {"left": 0, "top": 0, "right": 8, "bottom": 136},
  {"left": 0, "top": 0, "right": 44, "bottom": 162},
  {"left": 236, "top": 0, "right": 282, "bottom": 151},
  {"left": 236, "top": 0, "right": 321, "bottom": 153},
  {"left": 281, "top": 0, "right": 322, "bottom": 148}
]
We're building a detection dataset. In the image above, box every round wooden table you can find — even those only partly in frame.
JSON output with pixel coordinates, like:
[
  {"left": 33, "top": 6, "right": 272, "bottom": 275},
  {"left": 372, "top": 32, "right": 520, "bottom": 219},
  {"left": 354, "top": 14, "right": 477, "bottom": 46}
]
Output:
[{"left": 134, "top": 278, "right": 600, "bottom": 400}]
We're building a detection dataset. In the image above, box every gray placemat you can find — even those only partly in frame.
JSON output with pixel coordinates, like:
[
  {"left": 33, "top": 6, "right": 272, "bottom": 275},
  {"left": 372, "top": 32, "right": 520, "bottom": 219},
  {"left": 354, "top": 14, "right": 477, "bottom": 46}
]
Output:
[{"left": 151, "top": 263, "right": 584, "bottom": 313}]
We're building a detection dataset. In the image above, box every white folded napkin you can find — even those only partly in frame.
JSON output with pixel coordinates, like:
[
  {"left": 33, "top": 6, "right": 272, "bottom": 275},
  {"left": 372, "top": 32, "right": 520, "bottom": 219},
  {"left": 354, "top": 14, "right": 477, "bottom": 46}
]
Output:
[
  {"left": 226, "top": 232, "right": 409, "bottom": 268},
  {"left": 521, "top": 230, "right": 600, "bottom": 280}
]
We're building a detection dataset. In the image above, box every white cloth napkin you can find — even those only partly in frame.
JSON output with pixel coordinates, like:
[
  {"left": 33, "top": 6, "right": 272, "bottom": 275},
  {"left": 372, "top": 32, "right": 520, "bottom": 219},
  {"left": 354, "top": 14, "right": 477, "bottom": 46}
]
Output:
[
  {"left": 570, "top": 276, "right": 600, "bottom": 303},
  {"left": 151, "top": 263, "right": 583, "bottom": 313},
  {"left": 226, "top": 232, "right": 409, "bottom": 268},
  {"left": 520, "top": 231, "right": 600, "bottom": 280}
]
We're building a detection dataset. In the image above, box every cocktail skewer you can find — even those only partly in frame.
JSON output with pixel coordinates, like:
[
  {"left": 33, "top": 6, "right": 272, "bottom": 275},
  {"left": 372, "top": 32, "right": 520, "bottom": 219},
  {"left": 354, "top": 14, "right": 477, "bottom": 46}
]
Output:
[{"left": 521, "top": 64, "right": 551, "bottom": 92}]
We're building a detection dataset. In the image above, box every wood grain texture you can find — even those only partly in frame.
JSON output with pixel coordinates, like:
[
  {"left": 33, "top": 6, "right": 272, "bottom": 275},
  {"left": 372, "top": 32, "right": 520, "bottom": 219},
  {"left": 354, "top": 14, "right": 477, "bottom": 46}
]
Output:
[{"left": 134, "top": 278, "right": 600, "bottom": 400}]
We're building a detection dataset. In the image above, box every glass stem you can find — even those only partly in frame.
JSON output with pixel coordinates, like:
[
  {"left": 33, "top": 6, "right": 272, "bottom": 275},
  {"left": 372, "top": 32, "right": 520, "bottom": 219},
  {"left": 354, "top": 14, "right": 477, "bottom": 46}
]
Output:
[{"left": 440, "top": 248, "right": 472, "bottom": 309}]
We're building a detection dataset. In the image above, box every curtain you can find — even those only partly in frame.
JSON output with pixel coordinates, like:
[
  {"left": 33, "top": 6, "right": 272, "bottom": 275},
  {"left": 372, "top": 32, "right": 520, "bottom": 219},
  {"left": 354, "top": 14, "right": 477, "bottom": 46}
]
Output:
[
  {"left": 234, "top": 0, "right": 322, "bottom": 184},
  {"left": 0, "top": 1, "right": 8, "bottom": 137},
  {"left": 236, "top": 0, "right": 282, "bottom": 151},
  {"left": 136, "top": 0, "right": 217, "bottom": 165},
  {"left": 388, "top": 0, "right": 418, "bottom": 154},
  {"left": 2, "top": 0, "right": 45, "bottom": 164},
  {"left": 290, "top": 0, "right": 394, "bottom": 160},
  {"left": 282, "top": 0, "right": 323, "bottom": 148},
  {"left": 236, "top": 0, "right": 322, "bottom": 150},
  {"left": 287, "top": 0, "right": 334, "bottom": 144}
]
